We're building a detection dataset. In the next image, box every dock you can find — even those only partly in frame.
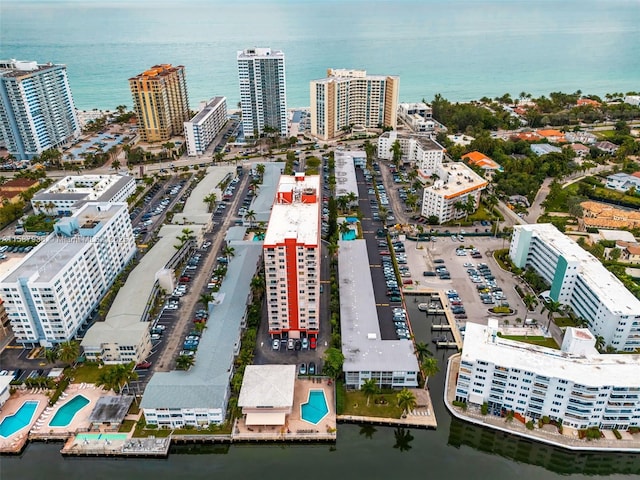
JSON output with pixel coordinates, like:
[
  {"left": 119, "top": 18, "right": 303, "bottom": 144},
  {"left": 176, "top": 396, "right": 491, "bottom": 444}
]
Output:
[
  {"left": 431, "top": 324, "right": 452, "bottom": 331},
  {"left": 436, "top": 341, "right": 459, "bottom": 349}
]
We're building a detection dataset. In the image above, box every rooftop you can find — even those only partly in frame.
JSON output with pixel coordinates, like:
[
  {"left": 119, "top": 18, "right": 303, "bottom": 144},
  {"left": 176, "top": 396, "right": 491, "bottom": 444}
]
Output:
[
  {"left": 0, "top": 59, "right": 64, "bottom": 79},
  {"left": 517, "top": 223, "right": 640, "bottom": 315},
  {"left": 427, "top": 162, "right": 488, "bottom": 199},
  {"left": 237, "top": 47, "right": 284, "bottom": 60},
  {"left": 334, "top": 151, "right": 360, "bottom": 197},
  {"left": 141, "top": 241, "right": 262, "bottom": 410},
  {"left": 338, "top": 240, "right": 419, "bottom": 374},
  {"left": 249, "top": 162, "right": 281, "bottom": 224},
  {"left": 174, "top": 165, "right": 235, "bottom": 224},
  {"left": 237, "top": 365, "right": 296, "bottom": 407},
  {"left": 33, "top": 175, "right": 133, "bottom": 204},
  {"left": 188, "top": 96, "right": 226, "bottom": 125},
  {"left": 461, "top": 322, "right": 640, "bottom": 386},
  {"left": 462, "top": 151, "right": 501, "bottom": 170},
  {"left": 129, "top": 64, "right": 184, "bottom": 82},
  {"left": 263, "top": 174, "right": 320, "bottom": 247},
  {"left": 1, "top": 203, "right": 127, "bottom": 284}
]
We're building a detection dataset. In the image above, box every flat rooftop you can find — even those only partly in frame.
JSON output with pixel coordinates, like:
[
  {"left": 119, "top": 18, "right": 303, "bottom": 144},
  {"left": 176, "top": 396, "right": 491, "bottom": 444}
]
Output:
[
  {"left": 334, "top": 151, "right": 360, "bottom": 198},
  {"left": 250, "top": 162, "right": 281, "bottom": 224},
  {"left": 338, "top": 240, "right": 419, "bottom": 373},
  {"left": 189, "top": 96, "right": 226, "bottom": 125},
  {"left": 516, "top": 224, "right": 640, "bottom": 315},
  {"left": 462, "top": 322, "right": 640, "bottom": 386},
  {"left": 263, "top": 175, "right": 320, "bottom": 247},
  {"left": 1, "top": 203, "right": 126, "bottom": 284},
  {"left": 428, "top": 162, "right": 487, "bottom": 198}
]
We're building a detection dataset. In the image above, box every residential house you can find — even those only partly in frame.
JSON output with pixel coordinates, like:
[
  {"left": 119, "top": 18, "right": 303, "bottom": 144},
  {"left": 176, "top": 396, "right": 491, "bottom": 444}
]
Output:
[
  {"left": 530, "top": 144, "right": 562, "bottom": 156},
  {"left": 536, "top": 129, "right": 566, "bottom": 143},
  {"left": 569, "top": 143, "right": 590, "bottom": 158},
  {"left": 594, "top": 141, "right": 619, "bottom": 154},
  {"left": 462, "top": 151, "right": 502, "bottom": 177}
]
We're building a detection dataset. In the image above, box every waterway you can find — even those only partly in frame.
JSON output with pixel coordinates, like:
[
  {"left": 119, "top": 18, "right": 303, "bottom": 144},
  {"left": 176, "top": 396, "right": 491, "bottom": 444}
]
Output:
[{"left": 2, "top": 300, "right": 639, "bottom": 479}]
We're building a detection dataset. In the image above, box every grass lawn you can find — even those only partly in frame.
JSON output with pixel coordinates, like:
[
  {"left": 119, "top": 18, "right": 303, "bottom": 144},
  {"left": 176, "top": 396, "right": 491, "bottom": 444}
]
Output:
[
  {"left": 340, "top": 390, "right": 404, "bottom": 419},
  {"left": 133, "top": 422, "right": 233, "bottom": 438},
  {"left": 66, "top": 363, "right": 105, "bottom": 384},
  {"left": 594, "top": 130, "right": 616, "bottom": 140},
  {"left": 500, "top": 335, "right": 560, "bottom": 349},
  {"left": 554, "top": 317, "right": 580, "bottom": 328},
  {"left": 119, "top": 420, "right": 135, "bottom": 433},
  {"left": 543, "top": 182, "right": 580, "bottom": 212}
]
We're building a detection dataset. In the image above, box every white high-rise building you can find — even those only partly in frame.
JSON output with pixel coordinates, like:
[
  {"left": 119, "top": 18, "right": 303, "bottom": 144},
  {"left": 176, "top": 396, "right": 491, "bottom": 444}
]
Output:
[
  {"left": 310, "top": 69, "right": 399, "bottom": 141},
  {"left": 263, "top": 173, "right": 320, "bottom": 340},
  {"left": 0, "top": 203, "right": 136, "bottom": 347},
  {"left": 510, "top": 223, "right": 640, "bottom": 351},
  {"left": 0, "top": 59, "right": 80, "bottom": 160},
  {"left": 453, "top": 321, "right": 640, "bottom": 431},
  {"left": 237, "top": 48, "right": 287, "bottom": 139},
  {"left": 184, "top": 96, "right": 228, "bottom": 156}
]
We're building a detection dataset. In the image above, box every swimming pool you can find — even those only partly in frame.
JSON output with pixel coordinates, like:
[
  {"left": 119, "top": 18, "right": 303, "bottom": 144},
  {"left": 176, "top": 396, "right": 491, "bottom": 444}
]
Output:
[
  {"left": 341, "top": 230, "right": 356, "bottom": 241},
  {"left": 0, "top": 401, "right": 38, "bottom": 438},
  {"left": 49, "top": 395, "right": 90, "bottom": 427},
  {"left": 76, "top": 433, "right": 128, "bottom": 441},
  {"left": 300, "top": 390, "right": 329, "bottom": 425}
]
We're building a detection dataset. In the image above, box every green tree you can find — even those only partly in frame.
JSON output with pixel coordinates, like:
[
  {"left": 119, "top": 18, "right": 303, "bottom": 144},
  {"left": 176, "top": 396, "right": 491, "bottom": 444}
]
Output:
[
  {"left": 198, "top": 293, "right": 213, "bottom": 307},
  {"left": 322, "top": 347, "right": 344, "bottom": 379},
  {"left": 57, "top": 340, "right": 80, "bottom": 366},
  {"left": 245, "top": 209, "right": 256, "bottom": 228},
  {"left": 339, "top": 220, "right": 351, "bottom": 239},
  {"left": 363, "top": 140, "right": 376, "bottom": 168},
  {"left": 222, "top": 245, "right": 235, "bottom": 261},
  {"left": 44, "top": 348, "right": 58, "bottom": 365},
  {"left": 541, "top": 299, "right": 563, "bottom": 330},
  {"left": 421, "top": 357, "right": 439, "bottom": 385},
  {"left": 390, "top": 140, "right": 403, "bottom": 169},
  {"left": 396, "top": 388, "right": 417, "bottom": 415},
  {"left": 414, "top": 342, "right": 432, "bottom": 363},
  {"left": 522, "top": 293, "right": 538, "bottom": 311},
  {"left": 203, "top": 193, "right": 217, "bottom": 212},
  {"left": 361, "top": 378, "right": 378, "bottom": 406},
  {"left": 176, "top": 354, "right": 195, "bottom": 370}
]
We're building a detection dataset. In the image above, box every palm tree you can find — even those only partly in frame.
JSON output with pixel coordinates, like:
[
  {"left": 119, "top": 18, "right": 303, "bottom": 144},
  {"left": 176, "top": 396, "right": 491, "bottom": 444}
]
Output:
[
  {"left": 336, "top": 196, "right": 348, "bottom": 214},
  {"left": 396, "top": 388, "right": 417, "bottom": 416},
  {"left": 345, "top": 191, "right": 358, "bottom": 209},
  {"left": 112, "top": 159, "right": 121, "bottom": 171},
  {"left": 541, "top": 299, "right": 563, "bottom": 329},
  {"left": 339, "top": 220, "right": 351, "bottom": 239},
  {"left": 421, "top": 358, "right": 439, "bottom": 386},
  {"left": 203, "top": 193, "right": 217, "bottom": 212},
  {"left": 595, "top": 335, "right": 605, "bottom": 352},
  {"left": 44, "top": 348, "right": 58, "bottom": 365},
  {"left": 361, "top": 378, "right": 378, "bottom": 406},
  {"left": 363, "top": 140, "right": 376, "bottom": 168},
  {"left": 390, "top": 140, "right": 403, "bottom": 169},
  {"left": 414, "top": 342, "right": 432, "bottom": 363},
  {"left": 256, "top": 163, "right": 265, "bottom": 178},
  {"left": 176, "top": 354, "right": 195, "bottom": 370},
  {"left": 522, "top": 293, "right": 538, "bottom": 311},
  {"left": 245, "top": 209, "right": 256, "bottom": 228},
  {"left": 250, "top": 274, "right": 265, "bottom": 296},
  {"left": 198, "top": 293, "right": 213, "bottom": 308},
  {"left": 96, "top": 362, "right": 138, "bottom": 394},
  {"left": 222, "top": 245, "right": 235, "bottom": 261},
  {"left": 326, "top": 241, "right": 339, "bottom": 257},
  {"left": 57, "top": 340, "right": 80, "bottom": 366},
  {"left": 453, "top": 200, "right": 465, "bottom": 220}
]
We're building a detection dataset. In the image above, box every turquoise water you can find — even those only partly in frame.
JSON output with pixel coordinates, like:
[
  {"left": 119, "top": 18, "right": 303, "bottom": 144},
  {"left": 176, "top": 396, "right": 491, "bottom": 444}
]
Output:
[
  {"left": 48, "top": 395, "right": 90, "bottom": 427},
  {"left": 300, "top": 390, "right": 329, "bottom": 425},
  {"left": 252, "top": 233, "right": 265, "bottom": 241},
  {"left": 0, "top": 400, "right": 38, "bottom": 438},
  {"left": 1, "top": 1, "right": 638, "bottom": 110},
  {"left": 76, "top": 433, "right": 128, "bottom": 441},
  {"left": 341, "top": 230, "right": 357, "bottom": 241}
]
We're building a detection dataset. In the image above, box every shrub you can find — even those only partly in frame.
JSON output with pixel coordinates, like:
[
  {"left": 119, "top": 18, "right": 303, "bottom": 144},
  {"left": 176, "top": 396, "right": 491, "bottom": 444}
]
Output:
[
  {"left": 526, "top": 420, "right": 535, "bottom": 430},
  {"left": 613, "top": 429, "right": 622, "bottom": 440},
  {"left": 481, "top": 402, "right": 489, "bottom": 415},
  {"left": 452, "top": 400, "right": 467, "bottom": 410}
]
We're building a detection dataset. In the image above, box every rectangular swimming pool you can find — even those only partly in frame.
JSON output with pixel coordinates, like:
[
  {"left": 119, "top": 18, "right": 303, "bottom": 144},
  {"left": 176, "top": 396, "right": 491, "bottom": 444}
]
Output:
[
  {"left": 75, "top": 433, "right": 128, "bottom": 441},
  {"left": 0, "top": 400, "right": 39, "bottom": 438}
]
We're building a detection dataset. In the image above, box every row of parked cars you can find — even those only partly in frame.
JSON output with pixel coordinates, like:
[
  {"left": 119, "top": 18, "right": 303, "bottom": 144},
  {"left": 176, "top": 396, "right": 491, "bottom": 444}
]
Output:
[
  {"left": 392, "top": 307, "right": 410, "bottom": 340},
  {"left": 0, "top": 244, "right": 33, "bottom": 254},
  {"left": 467, "top": 263, "right": 507, "bottom": 306},
  {"left": 446, "top": 289, "right": 467, "bottom": 319}
]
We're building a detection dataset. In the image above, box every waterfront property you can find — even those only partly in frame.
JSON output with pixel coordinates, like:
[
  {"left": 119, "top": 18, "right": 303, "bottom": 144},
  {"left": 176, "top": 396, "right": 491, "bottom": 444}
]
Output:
[
  {"left": 397, "top": 102, "right": 435, "bottom": 133},
  {"left": 338, "top": 239, "right": 419, "bottom": 389},
  {"left": 0, "top": 59, "right": 81, "bottom": 160},
  {"left": 300, "top": 390, "right": 329, "bottom": 425},
  {"left": 237, "top": 47, "right": 287, "bottom": 139},
  {"left": 264, "top": 173, "right": 321, "bottom": 340},
  {"left": 32, "top": 174, "right": 136, "bottom": 216},
  {"left": 129, "top": 64, "right": 190, "bottom": 143},
  {"left": 0, "top": 202, "right": 136, "bottom": 347},
  {"left": 453, "top": 320, "right": 640, "bottom": 432},
  {"left": 237, "top": 365, "right": 296, "bottom": 427},
  {"left": 510, "top": 223, "right": 640, "bottom": 351},
  {"left": 310, "top": 68, "right": 399, "bottom": 141}
]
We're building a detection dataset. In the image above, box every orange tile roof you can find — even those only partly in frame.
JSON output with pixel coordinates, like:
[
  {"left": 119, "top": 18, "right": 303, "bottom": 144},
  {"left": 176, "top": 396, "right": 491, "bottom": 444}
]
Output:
[
  {"left": 463, "top": 151, "right": 501, "bottom": 170},
  {"left": 511, "top": 132, "right": 541, "bottom": 142},
  {"left": 577, "top": 98, "right": 601, "bottom": 107},
  {"left": 631, "top": 171, "right": 640, "bottom": 179},
  {"left": 462, "top": 151, "right": 490, "bottom": 162},
  {"left": 536, "top": 129, "right": 566, "bottom": 142}
]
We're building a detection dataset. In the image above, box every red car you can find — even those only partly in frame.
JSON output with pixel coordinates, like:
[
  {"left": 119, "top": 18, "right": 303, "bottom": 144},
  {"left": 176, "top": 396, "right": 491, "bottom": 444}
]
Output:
[
  {"left": 179, "top": 276, "right": 191, "bottom": 282},
  {"left": 309, "top": 337, "right": 317, "bottom": 350},
  {"left": 136, "top": 361, "right": 152, "bottom": 369}
]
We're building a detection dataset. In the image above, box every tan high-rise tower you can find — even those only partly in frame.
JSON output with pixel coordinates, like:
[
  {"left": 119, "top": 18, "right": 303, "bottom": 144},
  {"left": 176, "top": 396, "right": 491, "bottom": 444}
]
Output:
[{"left": 129, "top": 64, "right": 190, "bottom": 142}]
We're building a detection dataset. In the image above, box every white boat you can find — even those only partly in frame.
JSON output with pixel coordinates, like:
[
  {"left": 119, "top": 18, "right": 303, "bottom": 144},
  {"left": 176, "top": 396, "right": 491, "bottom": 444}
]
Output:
[{"left": 418, "top": 303, "right": 430, "bottom": 311}]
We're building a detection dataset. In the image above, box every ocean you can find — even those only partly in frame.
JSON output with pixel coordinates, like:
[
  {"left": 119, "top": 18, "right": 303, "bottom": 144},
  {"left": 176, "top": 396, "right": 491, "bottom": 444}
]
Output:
[{"left": 1, "top": 0, "right": 639, "bottom": 111}]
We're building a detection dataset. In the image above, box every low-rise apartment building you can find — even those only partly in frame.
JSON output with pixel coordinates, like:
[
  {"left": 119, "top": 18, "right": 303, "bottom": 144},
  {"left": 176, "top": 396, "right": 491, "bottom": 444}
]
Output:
[
  {"left": 32, "top": 174, "right": 136, "bottom": 216},
  {"left": 454, "top": 321, "right": 640, "bottom": 431},
  {"left": 0, "top": 203, "right": 136, "bottom": 347},
  {"left": 510, "top": 223, "right": 640, "bottom": 351},
  {"left": 421, "top": 162, "right": 487, "bottom": 223},
  {"left": 377, "top": 131, "right": 445, "bottom": 177},
  {"left": 184, "top": 96, "right": 227, "bottom": 157},
  {"left": 397, "top": 102, "right": 435, "bottom": 133}
]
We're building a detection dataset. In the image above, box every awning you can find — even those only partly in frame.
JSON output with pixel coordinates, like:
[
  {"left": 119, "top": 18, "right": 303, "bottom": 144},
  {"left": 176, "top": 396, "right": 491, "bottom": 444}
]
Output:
[
  {"left": 245, "top": 412, "right": 286, "bottom": 426},
  {"left": 469, "top": 393, "right": 484, "bottom": 406}
]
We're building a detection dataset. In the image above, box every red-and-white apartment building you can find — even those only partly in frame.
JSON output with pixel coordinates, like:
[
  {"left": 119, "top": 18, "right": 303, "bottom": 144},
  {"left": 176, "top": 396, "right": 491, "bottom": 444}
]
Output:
[{"left": 263, "top": 173, "right": 321, "bottom": 341}]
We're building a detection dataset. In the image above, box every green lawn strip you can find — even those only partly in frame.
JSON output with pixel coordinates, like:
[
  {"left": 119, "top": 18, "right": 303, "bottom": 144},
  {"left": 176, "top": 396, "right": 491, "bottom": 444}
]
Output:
[
  {"left": 66, "top": 363, "right": 104, "bottom": 384},
  {"left": 341, "top": 390, "right": 404, "bottom": 418},
  {"left": 133, "top": 423, "right": 232, "bottom": 438},
  {"left": 500, "top": 335, "right": 560, "bottom": 349},
  {"left": 554, "top": 317, "right": 579, "bottom": 327}
]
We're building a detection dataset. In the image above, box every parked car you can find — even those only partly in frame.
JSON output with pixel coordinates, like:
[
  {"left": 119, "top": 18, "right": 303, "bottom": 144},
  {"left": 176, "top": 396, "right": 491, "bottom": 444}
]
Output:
[
  {"left": 136, "top": 361, "right": 152, "bottom": 369},
  {"left": 309, "top": 337, "right": 317, "bottom": 350},
  {"left": 272, "top": 339, "right": 280, "bottom": 350},
  {"left": 287, "top": 339, "right": 295, "bottom": 350},
  {"left": 299, "top": 363, "right": 307, "bottom": 375},
  {"left": 308, "top": 362, "right": 316, "bottom": 375}
]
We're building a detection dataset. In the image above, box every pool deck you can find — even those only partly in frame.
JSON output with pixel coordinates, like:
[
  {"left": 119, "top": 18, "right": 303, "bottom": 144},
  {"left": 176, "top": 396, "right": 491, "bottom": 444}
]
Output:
[{"left": 232, "top": 378, "right": 337, "bottom": 442}]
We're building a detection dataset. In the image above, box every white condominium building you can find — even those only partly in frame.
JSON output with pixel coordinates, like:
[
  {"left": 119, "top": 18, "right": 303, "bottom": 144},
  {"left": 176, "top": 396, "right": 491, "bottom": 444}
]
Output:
[
  {"left": 398, "top": 102, "right": 435, "bottom": 133},
  {"left": 264, "top": 173, "right": 320, "bottom": 339},
  {"left": 454, "top": 321, "right": 640, "bottom": 431},
  {"left": 237, "top": 48, "right": 287, "bottom": 139},
  {"left": 310, "top": 69, "right": 399, "bottom": 141},
  {"left": 31, "top": 174, "right": 136, "bottom": 216},
  {"left": 510, "top": 223, "right": 640, "bottom": 351},
  {"left": 377, "top": 131, "right": 445, "bottom": 177},
  {"left": 0, "top": 59, "right": 80, "bottom": 161},
  {"left": 0, "top": 203, "right": 136, "bottom": 347},
  {"left": 334, "top": 150, "right": 361, "bottom": 204},
  {"left": 184, "top": 96, "right": 228, "bottom": 156},
  {"left": 421, "top": 162, "right": 487, "bottom": 223}
]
